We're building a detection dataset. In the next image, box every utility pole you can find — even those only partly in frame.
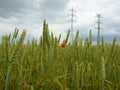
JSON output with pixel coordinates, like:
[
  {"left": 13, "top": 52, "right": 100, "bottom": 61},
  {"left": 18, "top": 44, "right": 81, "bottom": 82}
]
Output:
[
  {"left": 95, "top": 14, "right": 102, "bottom": 41},
  {"left": 67, "top": 7, "right": 77, "bottom": 42}
]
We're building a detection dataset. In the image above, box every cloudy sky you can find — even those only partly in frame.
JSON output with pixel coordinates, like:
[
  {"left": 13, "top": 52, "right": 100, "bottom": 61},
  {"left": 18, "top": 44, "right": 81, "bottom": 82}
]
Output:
[{"left": 0, "top": 0, "right": 120, "bottom": 42}]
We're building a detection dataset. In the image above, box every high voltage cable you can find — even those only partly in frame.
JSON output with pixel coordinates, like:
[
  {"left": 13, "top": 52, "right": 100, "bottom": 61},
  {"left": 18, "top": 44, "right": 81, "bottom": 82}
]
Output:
[
  {"left": 42, "top": 0, "right": 68, "bottom": 22},
  {"left": 53, "top": 4, "right": 67, "bottom": 21},
  {"left": 44, "top": 0, "right": 49, "bottom": 9}
]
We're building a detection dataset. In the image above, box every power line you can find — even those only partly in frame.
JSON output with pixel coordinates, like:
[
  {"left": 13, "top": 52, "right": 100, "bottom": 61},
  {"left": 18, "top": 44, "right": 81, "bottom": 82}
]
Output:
[
  {"left": 43, "top": 1, "right": 68, "bottom": 22},
  {"left": 54, "top": 4, "right": 67, "bottom": 21},
  {"left": 95, "top": 14, "right": 103, "bottom": 41},
  {"left": 44, "top": 0, "right": 49, "bottom": 9},
  {"left": 67, "top": 7, "right": 77, "bottom": 42}
]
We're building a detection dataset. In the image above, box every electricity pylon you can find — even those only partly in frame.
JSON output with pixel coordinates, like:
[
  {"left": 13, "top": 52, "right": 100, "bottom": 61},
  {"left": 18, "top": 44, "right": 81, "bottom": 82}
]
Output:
[
  {"left": 95, "top": 14, "right": 102, "bottom": 41},
  {"left": 67, "top": 7, "right": 77, "bottom": 42}
]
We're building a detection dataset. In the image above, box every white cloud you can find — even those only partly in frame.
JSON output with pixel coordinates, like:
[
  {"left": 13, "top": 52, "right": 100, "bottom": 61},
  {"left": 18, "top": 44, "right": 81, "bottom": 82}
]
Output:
[
  {"left": 112, "top": 16, "right": 120, "bottom": 22},
  {"left": 102, "top": 28, "right": 120, "bottom": 35},
  {"left": 0, "top": 16, "right": 19, "bottom": 25}
]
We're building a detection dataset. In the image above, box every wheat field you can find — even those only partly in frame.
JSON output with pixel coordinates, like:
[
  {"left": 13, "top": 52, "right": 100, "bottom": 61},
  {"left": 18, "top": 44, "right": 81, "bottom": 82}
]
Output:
[{"left": 0, "top": 20, "right": 120, "bottom": 90}]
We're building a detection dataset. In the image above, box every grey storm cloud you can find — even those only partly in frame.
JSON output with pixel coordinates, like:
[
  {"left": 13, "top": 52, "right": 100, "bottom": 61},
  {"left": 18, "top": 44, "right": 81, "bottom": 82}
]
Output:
[
  {"left": 0, "top": 0, "right": 27, "bottom": 18},
  {"left": 36, "top": 0, "right": 68, "bottom": 21},
  {"left": 0, "top": 0, "right": 68, "bottom": 19}
]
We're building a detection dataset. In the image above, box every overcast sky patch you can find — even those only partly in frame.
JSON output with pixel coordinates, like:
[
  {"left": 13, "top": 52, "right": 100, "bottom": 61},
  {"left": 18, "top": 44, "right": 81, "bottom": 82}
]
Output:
[{"left": 0, "top": 0, "right": 120, "bottom": 42}]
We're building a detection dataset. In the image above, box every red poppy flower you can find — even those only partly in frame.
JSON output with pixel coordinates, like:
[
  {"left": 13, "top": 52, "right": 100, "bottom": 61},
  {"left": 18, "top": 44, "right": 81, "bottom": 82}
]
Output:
[{"left": 61, "top": 43, "right": 66, "bottom": 47}]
